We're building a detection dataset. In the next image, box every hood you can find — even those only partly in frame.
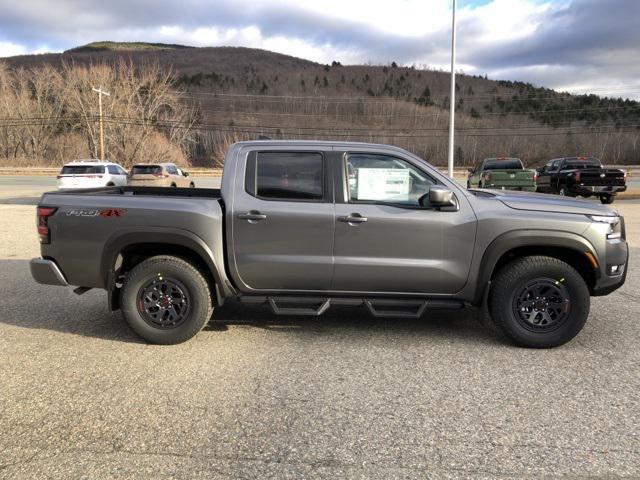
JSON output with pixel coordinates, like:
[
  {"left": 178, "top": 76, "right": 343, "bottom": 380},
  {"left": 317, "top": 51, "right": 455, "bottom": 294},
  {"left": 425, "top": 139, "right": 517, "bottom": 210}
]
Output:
[{"left": 476, "top": 189, "right": 618, "bottom": 216}]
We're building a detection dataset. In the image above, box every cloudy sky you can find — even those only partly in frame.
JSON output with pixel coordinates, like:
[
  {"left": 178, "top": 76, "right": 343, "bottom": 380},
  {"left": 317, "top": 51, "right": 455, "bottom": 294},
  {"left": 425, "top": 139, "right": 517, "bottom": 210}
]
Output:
[{"left": 1, "top": 0, "right": 639, "bottom": 99}]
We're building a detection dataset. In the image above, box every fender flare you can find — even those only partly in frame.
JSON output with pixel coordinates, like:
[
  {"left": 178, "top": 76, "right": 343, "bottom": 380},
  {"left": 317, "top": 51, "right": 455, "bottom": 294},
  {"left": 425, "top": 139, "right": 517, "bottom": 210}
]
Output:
[
  {"left": 473, "top": 229, "right": 600, "bottom": 304},
  {"left": 101, "top": 226, "right": 226, "bottom": 305}
]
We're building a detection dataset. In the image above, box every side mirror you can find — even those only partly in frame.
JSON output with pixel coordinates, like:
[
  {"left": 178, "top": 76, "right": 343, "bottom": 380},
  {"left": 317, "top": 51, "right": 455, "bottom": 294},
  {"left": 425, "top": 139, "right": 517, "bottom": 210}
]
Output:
[
  {"left": 467, "top": 168, "right": 474, "bottom": 173},
  {"left": 419, "top": 186, "right": 456, "bottom": 209},
  {"left": 184, "top": 172, "right": 189, "bottom": 177}
]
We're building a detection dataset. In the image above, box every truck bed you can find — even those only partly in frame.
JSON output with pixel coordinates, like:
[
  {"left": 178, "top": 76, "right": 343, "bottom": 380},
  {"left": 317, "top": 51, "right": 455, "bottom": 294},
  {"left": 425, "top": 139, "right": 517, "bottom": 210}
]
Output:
[
  {"left": 49, "top": 186, "right": 222, "bottom": 199},
  {"left": 38, "top": 186, "right": 227, "bottom": 291}
]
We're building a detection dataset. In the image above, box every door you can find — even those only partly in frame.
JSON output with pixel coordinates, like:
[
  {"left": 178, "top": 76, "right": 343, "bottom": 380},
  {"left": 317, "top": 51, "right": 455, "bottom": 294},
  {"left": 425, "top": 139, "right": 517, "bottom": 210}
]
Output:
[
  {"left": 231, "top": 150, "right": 335, "bottom": 291},
  {"left": 469, "top": 161, "right": 483, "bottom": 187},
  {"left": 332, "top": 153, "right": 476, "bottom": 294},
  {"left": 107, "top": 165, "right": 127, "bottom": 186},
  {"left": 536, "top": 160, "right": 555, "bottom": 192}
]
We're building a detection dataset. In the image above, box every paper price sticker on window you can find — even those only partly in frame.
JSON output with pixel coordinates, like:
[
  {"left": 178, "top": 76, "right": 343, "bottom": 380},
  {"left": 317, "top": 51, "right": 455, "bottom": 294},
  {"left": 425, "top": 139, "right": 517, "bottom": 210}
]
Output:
[{"left": 356, "top": 168, "right": 411, "bottom": 201}]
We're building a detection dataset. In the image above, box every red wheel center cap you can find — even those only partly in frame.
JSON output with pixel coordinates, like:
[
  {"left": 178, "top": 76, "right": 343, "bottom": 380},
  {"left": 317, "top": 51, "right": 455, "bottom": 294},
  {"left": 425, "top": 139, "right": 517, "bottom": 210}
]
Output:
[{"left": 160, "top": 297, "right": 172, "bottom": 308}]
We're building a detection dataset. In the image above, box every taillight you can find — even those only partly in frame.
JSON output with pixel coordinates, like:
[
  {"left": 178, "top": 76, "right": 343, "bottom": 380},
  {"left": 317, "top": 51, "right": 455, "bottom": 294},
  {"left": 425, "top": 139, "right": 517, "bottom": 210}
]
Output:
[
  {"left": 56, "top": 175, "right": 63, "bottom": 179},
  {"left": 37, "top": 206, "right": 57, "bottom": 244},
  {"left": 575, "top": 172, "right": 581, "bottom": 182},
  {"left": 533, "top": 171, "right": 538, "bottom": 182},
  {"left": 623, "top": 170, "right": 627, "bottom": 180}
]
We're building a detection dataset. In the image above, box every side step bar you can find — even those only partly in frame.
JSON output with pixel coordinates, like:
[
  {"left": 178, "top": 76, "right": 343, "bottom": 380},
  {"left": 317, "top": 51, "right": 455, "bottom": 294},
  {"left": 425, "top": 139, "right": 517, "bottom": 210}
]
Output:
[{"left": 239, "top": 296, "right": 465, "bottom": 318}]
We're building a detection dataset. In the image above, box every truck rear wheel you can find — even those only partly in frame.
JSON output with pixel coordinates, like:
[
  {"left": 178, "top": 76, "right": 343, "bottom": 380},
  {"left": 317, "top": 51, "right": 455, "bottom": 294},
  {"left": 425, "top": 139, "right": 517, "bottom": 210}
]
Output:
[
  {"left": 558, "top": 187, "right": 574, "bottom": 197},
  {"left": 600, "top": 194, "right": 615, "bottom": 204},
  {"left": 120, "top": 255, "right": 213, "bottom": 344},
  {"left": 489, "top": 256, "right": 589, "bottom": 348}
]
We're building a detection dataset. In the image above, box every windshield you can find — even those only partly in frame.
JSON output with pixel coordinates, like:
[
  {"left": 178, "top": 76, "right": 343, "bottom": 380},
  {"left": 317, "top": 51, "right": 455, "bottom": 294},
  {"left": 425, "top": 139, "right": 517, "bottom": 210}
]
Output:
[
  {"left": 484, "top": 159, "right": 523, "bottom": 170},
  {"left": 60, "top": 165, "right": 105, "bottom": 175},
  {"left": 131, "top": 165, "right": 162, "bottom": 175}
]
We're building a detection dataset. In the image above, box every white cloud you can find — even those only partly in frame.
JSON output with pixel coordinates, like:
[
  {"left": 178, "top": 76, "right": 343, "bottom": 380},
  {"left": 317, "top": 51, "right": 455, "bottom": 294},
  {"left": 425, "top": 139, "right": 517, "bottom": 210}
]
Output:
[
  {"left": 1, "top": 0, "right": 638, "bottom": 99},
  {"left": 0, "top": 41, "right": 28, "bottom": 57}
]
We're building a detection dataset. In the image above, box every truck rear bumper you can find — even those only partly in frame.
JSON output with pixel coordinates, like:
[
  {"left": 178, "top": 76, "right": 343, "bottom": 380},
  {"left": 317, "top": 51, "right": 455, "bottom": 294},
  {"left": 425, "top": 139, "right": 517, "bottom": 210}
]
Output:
[
  {"left": 572, "top": 185, "right": 626, "bottom": 196},
  {"left": 30, "top": 258, "right": 68, "bottom": 286}
]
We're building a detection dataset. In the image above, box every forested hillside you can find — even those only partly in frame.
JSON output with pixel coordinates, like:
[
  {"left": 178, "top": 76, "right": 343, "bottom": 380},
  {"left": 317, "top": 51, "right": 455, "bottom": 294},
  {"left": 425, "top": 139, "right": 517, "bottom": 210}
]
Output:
[{"left": 2, "top": 42, "right": 639, "bottom": 167}]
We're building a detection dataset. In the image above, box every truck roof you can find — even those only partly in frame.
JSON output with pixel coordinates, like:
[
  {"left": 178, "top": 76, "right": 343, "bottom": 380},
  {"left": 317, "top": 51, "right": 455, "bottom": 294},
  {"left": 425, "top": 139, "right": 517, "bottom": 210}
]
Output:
[{"left": 232, "top": 139, "right": 411, "bottom": 153}]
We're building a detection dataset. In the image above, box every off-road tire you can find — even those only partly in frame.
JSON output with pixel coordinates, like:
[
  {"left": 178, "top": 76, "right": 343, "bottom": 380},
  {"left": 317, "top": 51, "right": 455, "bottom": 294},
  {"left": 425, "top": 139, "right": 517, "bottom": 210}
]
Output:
[
  {"left": 489, "top": 256, "right": 590, "bottom": 348},
  {"left": 558, "top": 186, "right": 574, "bottom": 197},
  {"left": 120, "top": 255, "right": 213, "bottom": 344}
]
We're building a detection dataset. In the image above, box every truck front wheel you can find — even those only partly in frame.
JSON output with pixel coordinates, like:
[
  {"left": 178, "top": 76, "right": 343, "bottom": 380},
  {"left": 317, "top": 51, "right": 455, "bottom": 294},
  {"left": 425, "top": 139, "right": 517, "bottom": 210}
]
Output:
[
  {"left": 489, "top": 256, "right": 589, "bottom": 348},
  {"left": 120, "top": 255, "right": 213, "bottom": 344}
]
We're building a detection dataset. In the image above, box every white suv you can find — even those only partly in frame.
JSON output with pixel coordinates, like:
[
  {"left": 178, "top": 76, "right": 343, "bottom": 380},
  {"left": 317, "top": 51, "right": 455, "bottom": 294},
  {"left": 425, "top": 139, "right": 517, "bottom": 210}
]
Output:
[{"left": 57, "top": 160, "right": 128, "bottom": 190}]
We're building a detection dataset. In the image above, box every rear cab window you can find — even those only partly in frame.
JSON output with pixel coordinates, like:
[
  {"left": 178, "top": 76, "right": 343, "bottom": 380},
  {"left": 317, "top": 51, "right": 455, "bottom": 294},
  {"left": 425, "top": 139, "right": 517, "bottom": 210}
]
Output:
[
  {"left": 60, "top": 165, "right": 105, "bottom": 175},
  {"left": 345, "top": 153, "right": 436, "bottom": 207},
  {"left": 246, "top": 151, "right": 325, "bottom": 201},
  {"left": 483, "top": 159, "right": 523, "bottom": 170},
  {"left": 131, "top": 165, "right": 162, "bottom": 175},
  {"left": 565, "top": 158, "right": 602, "bottom": 169}
]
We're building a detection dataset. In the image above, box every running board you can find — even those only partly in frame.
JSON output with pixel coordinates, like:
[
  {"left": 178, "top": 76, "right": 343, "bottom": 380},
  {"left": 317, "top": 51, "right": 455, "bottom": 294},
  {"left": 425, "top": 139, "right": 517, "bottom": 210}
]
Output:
[
  {"left": 239, "top": 296, "right": 465, "bottom": 318},
  {"left": 268, "top": 297, "right": 331, "bottom": 316}
]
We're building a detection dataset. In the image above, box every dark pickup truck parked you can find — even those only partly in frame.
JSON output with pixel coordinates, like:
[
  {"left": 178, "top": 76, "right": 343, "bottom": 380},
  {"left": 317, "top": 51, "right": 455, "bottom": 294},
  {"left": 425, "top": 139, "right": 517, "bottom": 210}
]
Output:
[
  {"left": 31, "top": 141, "right": 628, "bottom": 348},
  {"left": 536, "top": 156, "right": 627, "bottom": 204}
]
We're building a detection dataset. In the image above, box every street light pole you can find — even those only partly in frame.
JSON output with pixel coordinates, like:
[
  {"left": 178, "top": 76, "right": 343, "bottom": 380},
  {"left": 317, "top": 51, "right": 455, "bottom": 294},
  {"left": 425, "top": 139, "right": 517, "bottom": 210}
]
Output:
[
  {"left": 92, "top": 86, "right": 110, "bottom": 160},
  {"left": 447, "top": 0, "right": 457, "bottom": 179}
]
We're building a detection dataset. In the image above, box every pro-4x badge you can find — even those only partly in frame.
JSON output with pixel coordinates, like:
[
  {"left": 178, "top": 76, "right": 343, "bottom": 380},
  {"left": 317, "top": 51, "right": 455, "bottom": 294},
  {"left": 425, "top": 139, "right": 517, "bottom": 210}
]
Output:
[{"left": 99, "top": 208, "right": 126, "bottom": 217}]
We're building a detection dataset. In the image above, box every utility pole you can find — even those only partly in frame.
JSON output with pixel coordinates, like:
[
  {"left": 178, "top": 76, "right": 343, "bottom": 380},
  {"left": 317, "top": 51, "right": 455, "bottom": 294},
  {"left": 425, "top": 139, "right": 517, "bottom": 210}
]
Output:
[
  {"left": 92, "top": 86, "right": 110, "bottom": 160},
  {"left": 447, "top": 0, "right": 457, "bottom": 179}
]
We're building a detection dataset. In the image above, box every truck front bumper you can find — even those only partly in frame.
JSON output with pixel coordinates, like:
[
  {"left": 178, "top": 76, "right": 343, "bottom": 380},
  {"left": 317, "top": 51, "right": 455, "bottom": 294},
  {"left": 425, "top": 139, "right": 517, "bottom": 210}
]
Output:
[
  {"left": 592, "top": 239, "right": 629, "bottom": 296},
  {"left": 30, "top": 258, "right": 68, "bottom": 286}
]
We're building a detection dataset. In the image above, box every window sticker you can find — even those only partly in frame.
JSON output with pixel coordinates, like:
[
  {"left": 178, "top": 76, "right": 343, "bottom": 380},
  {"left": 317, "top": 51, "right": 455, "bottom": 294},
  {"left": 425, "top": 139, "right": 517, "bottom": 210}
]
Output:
[{"left": 356, "top": 168, "right": 411, "bottom": 201}]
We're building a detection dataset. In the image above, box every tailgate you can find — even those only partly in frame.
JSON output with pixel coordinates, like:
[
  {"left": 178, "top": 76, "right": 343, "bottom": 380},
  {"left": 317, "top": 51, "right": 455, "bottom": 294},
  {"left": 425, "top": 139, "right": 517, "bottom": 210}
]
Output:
[
  {"left": 489, "top": 170, "right": 535, "bottom": 185},
  {"left": 577, "top": 170, "right": 625, "bottom": 186}
]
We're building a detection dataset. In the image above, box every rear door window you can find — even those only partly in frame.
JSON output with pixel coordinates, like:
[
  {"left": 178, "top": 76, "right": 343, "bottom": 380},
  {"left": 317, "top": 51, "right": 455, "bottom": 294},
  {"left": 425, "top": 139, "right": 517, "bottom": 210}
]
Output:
[
  {"left": 252, "top": 152, "right": 324, "bottom": 201},
  {"left": 60, "top": 165, "right": 105, "bottom": 175}
]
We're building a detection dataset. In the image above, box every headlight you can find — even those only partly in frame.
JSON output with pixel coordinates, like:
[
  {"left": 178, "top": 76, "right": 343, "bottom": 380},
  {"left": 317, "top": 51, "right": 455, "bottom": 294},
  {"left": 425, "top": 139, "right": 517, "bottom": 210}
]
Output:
[{"left": 588, "top": 215, "right": 622, "bottom": 239}]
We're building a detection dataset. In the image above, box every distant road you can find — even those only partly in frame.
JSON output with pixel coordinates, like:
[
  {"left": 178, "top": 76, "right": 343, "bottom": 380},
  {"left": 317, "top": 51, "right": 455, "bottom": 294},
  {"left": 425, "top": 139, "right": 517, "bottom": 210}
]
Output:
[
  {"left": 0, "top": 175, "right": 220, "bottom": 189},
  {"left": 0, "top": 175, "right": 638, "bottom": 199}
]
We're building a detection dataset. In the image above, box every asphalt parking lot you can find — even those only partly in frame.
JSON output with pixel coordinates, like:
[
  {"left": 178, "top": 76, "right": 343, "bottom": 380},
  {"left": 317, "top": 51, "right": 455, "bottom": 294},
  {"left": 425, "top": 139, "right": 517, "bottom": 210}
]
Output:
[{"left": 0, "top": 181, "right": 639, "bottom": 478}]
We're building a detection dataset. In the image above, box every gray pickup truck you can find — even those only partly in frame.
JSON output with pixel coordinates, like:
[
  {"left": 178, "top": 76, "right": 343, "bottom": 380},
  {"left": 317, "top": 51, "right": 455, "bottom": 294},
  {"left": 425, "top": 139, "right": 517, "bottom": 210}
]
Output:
[{"left": 31, "top": 141, "right": 628, "bottom": 348}]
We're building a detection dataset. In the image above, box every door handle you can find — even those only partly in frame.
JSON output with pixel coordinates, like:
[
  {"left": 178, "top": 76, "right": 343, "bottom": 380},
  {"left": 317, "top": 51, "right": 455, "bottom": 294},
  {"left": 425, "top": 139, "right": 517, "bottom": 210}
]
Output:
[
  {"left": 238, "top": 211, "right": 267, "bottom": 222},
  {"left": 338, "top": 214, "right": 368, "bottom": 224}
]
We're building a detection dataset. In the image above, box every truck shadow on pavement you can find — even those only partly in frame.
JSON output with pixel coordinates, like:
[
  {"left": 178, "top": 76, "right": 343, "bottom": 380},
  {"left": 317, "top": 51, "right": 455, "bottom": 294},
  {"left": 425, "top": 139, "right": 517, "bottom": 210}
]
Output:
[{"left": 2, "top": 259, "right": 503, "bottom": 346}]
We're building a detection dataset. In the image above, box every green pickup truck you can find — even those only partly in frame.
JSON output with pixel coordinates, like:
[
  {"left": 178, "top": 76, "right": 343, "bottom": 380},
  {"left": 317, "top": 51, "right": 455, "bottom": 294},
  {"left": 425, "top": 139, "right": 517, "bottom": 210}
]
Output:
[{"left": 467, "top": 158, "right": 537, "bottom": 191}]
